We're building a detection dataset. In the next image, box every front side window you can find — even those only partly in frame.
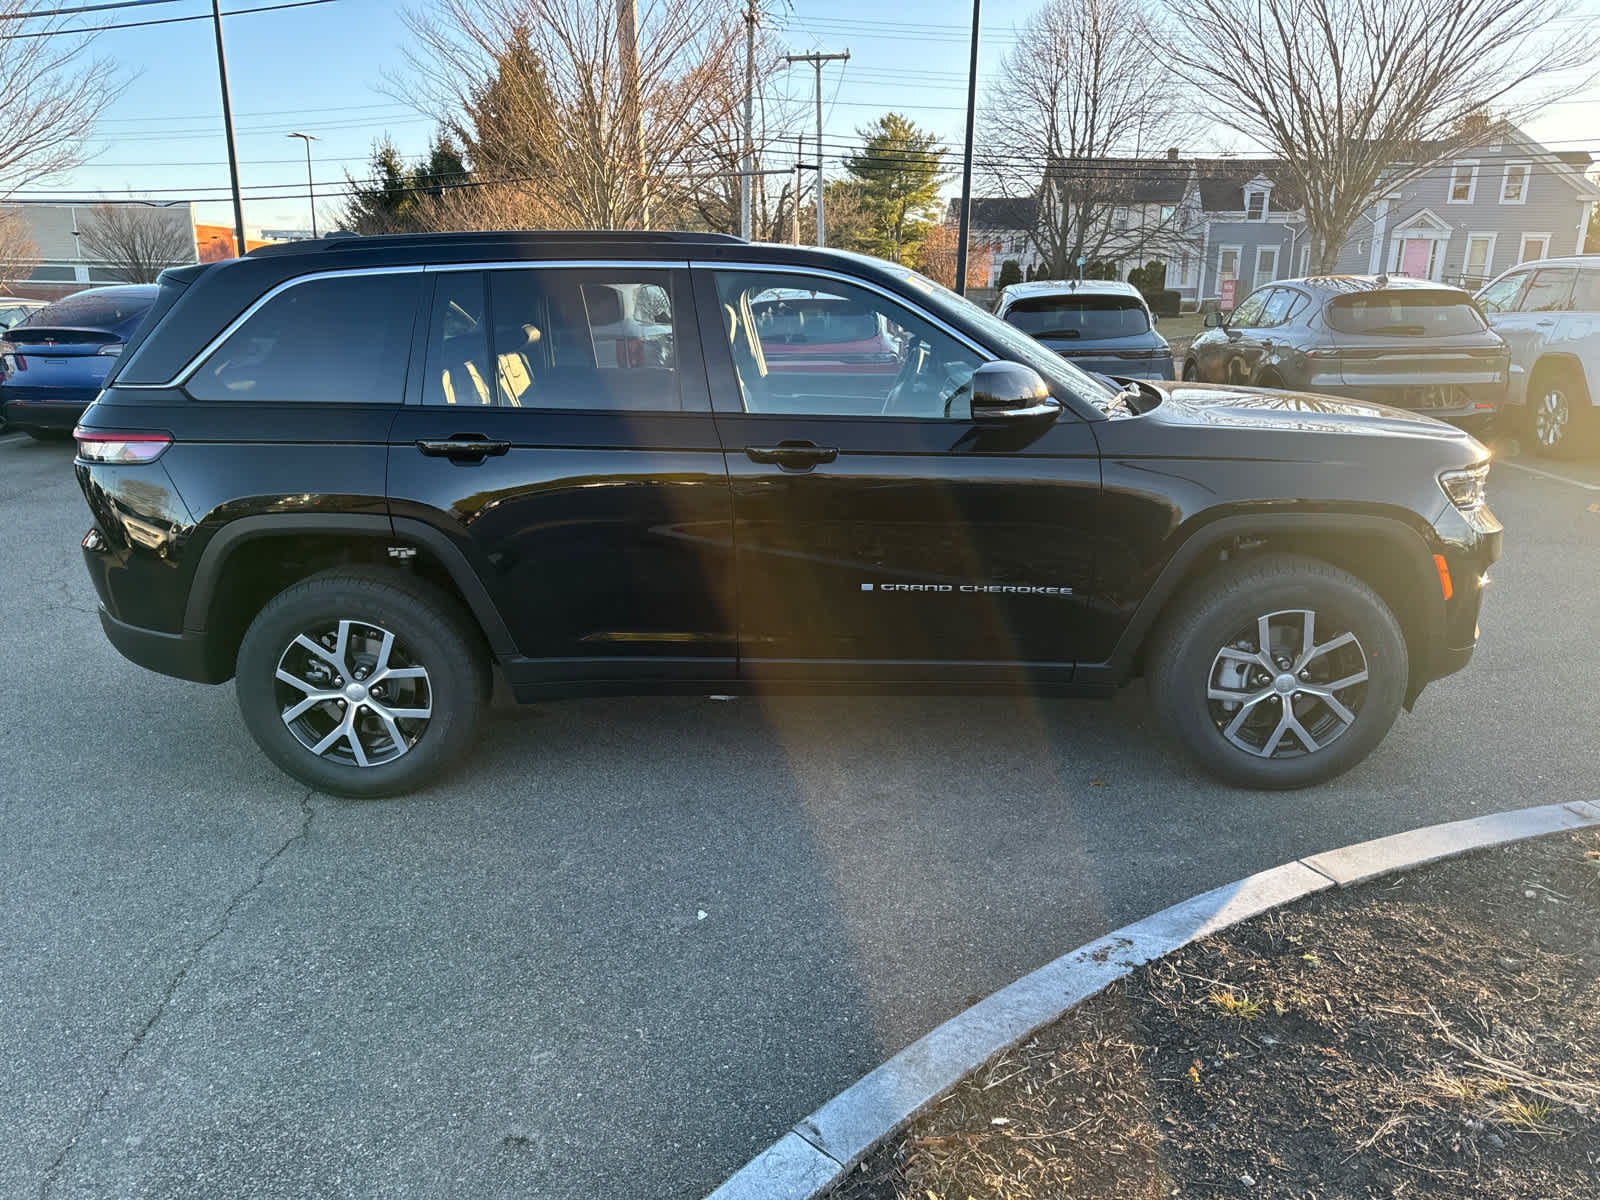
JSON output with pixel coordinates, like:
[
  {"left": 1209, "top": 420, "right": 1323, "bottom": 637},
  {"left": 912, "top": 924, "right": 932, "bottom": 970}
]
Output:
[
  {"left": 1517, "top": 268, "right": 1576, "bottom": 313},
  {"left": 419, "top": 268, "right": 681, "bottom": 410},
  {"left": 1228, "top": 289, "right": 1269, "bottom": 328},
  {"left": 1475, "top": 271, "right": 1528, "bottom": 313},
  {"left": 713, "top": 271, "right": 982, "bottom": 419},
  {"left": 1001, "top": 293, "right": 1151, "bottom": 339},
  {"left": 187, "top": 273, "right": 421, "bottom": 403}
]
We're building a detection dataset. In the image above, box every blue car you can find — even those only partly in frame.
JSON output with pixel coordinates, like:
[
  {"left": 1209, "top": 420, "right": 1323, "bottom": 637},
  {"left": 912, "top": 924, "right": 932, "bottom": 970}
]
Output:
[
  {"left": 993, "top": 279, "right": 1174, "bottom": 380},
  {"left": 1, "top": 285, "right": 159, "bottom": 439}
]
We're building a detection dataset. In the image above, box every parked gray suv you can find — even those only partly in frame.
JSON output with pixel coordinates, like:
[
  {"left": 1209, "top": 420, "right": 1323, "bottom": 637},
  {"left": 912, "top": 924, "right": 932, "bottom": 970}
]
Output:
[{"left": 1476, "top": 255, "right": 1600, "bottom": 457}]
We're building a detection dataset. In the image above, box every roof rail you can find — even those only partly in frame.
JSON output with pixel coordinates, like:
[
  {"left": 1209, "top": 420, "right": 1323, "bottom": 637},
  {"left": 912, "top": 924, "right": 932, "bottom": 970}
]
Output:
[{"left": 247, "top": 229, "right": 747, "bottom": 257}]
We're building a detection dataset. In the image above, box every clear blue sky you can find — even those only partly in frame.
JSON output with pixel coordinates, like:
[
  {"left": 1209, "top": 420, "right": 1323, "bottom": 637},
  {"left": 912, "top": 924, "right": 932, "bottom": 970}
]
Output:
[{"left": 41, "top": 0, "right": 1600, "bottom": 234}]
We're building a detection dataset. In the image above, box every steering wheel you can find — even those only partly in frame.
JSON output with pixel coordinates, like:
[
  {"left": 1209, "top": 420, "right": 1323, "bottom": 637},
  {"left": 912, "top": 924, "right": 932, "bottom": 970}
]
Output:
[{"left": 880, "top": 337, "right": 928, "bottom": 415}]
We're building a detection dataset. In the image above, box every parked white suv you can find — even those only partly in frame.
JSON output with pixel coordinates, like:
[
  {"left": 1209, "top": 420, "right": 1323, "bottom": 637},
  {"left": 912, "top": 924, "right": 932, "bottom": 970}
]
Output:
[{"left": 1476, "top": 256, "right": 1600, "bottom": 457}]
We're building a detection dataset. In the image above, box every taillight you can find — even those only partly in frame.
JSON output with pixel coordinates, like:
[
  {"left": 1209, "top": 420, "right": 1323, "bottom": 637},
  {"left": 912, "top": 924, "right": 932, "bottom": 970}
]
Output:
[{"left": 73, "top": 427, "right": 172, "bottom": 463}]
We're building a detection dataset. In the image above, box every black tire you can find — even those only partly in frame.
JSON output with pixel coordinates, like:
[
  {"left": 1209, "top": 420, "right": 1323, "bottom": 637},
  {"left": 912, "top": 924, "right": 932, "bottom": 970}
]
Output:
[
  {"left": 1182, "top": 358, "right": 1200, "bottom": 381},
  {"left": 1526, "top": 364, "right": 1595, "bottom": 459},
  {"left": 1148, "top": 554, "right": 1407, "bottom": 789},
  {"left": 25, "top": 428, "right": 70, "bottom": 442},
  {"left": 235, "top": 568, "right": 491, "bottom": 798}
]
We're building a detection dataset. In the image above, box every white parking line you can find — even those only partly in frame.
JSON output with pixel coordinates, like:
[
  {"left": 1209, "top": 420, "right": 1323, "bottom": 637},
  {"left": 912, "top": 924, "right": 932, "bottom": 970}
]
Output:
[
  {"left": 1497, "top": 459, "right": 1600, "bottom": 492},
  {"left": 0, "top": 433, "right": 26, "bottom": 447}
]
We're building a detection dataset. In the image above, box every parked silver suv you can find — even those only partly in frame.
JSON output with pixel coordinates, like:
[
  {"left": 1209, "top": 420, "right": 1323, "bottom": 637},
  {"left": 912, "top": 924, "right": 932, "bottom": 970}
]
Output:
[{"left": 1476, "top": 255, "right": 1600, "bottom": 457}]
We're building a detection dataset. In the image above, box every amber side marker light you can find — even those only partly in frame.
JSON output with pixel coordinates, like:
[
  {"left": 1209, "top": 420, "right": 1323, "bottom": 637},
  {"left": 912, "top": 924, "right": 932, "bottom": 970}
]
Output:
[
  {"left": 73, "top": 427, "right": 172, "bottom": 464},
  {"left": 1433, "top": 554, "right": 1454, "bottom": 601}
]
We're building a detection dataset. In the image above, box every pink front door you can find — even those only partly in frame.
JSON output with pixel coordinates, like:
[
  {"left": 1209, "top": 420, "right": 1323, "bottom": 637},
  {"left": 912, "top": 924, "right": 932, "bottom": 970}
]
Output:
[{"left": 1400, "top": 238, "right": 1432, "bottom": 278}]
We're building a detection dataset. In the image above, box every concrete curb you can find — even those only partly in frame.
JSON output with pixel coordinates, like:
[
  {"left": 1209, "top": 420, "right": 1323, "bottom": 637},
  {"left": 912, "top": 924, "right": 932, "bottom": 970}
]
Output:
[{"left": 705, "top": 800, "right": 1600, "bottom": 1200}]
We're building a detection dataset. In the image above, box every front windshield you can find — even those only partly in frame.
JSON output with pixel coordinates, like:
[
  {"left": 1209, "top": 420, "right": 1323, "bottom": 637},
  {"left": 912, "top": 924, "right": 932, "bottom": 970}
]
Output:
[{"left": 882, "top": 260, "right": 1122, "bottom": 408}]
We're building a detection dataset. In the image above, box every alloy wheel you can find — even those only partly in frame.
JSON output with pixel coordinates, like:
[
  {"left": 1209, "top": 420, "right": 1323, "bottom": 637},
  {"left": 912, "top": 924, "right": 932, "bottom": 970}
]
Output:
[
  {"left": 273, "top": 618, "right": 433, "bottom": 767},
  {"left": 1206, "top": 609, "right": 1369, "bottom": 758},
  {"left": 1534, "top": 386, "right": 1569, "bottom": 448}
]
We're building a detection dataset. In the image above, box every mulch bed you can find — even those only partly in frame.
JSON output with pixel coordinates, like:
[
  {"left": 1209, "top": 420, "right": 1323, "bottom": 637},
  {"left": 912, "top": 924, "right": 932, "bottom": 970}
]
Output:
[{"left": 827, "top": 829, "right": 1600, "bottom": 1200}]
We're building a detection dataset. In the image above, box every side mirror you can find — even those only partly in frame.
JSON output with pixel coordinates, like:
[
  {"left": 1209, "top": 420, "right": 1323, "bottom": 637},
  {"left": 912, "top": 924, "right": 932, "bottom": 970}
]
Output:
[
  {"left": 1203, "top": 310, "right": 1224, "bottom": 328},
  {"left": 970, "top": 361, "right": 1062, "bottom": 425}
]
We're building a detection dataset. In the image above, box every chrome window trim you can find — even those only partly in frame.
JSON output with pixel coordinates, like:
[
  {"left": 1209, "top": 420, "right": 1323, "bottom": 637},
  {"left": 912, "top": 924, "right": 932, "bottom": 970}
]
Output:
[
  {"left": 123, "top": 260, "right": 691, "bottom": 390},
  {"left": 690, "top": 260, "right": 995, "bottom": 362}
]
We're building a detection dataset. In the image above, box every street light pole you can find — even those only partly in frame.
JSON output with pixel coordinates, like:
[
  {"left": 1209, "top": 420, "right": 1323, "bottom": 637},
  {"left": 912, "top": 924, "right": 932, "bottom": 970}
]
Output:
[
  {"left": 955, "top": 0, "right": 981, "bottom": 295},
  {"left": 288, "top": 132, "right": 320, "bottom": 238},
  {"left": 210, "top": 0, "right": 247, "bottom": 257}
]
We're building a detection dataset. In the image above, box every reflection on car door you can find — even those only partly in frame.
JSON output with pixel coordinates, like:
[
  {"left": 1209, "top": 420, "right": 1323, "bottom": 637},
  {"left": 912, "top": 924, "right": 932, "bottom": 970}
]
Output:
[
  {"left": 386, "top": 265, "right": 737, "bottom": 691},
  {"left": 694, "top": 265, "right": 1103, "bottom": 685},
  {"left": 1217, "top": 288, "right": 1271, "bottom": 384}
]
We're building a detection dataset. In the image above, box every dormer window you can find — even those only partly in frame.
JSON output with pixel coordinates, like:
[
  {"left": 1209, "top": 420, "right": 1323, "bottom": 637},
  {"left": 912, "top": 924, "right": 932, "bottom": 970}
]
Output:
[{"left": 1244, "top": 177, "right": 1272, "bottom": 220}]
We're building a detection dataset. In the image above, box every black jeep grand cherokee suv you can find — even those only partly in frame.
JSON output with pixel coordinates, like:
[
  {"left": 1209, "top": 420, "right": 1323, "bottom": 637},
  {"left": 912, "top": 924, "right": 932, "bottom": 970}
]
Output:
[{"left": 73, "top": 231, "right": 1500, "bottom": 797}]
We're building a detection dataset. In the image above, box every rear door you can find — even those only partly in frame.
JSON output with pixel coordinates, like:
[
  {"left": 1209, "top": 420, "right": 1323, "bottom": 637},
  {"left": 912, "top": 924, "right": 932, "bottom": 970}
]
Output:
[
  {"left": 385, "top": 264, "right": 736, "bottom": 688},
  {"left": 695, "top": 264, "right": 1102, "bottom": 686}
]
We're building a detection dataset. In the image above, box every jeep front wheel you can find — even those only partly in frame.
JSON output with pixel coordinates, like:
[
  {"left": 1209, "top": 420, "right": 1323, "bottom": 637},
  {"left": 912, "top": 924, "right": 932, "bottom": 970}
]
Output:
[
  {"left": 1149, "top": 555, "right": 1407, "bottom": 789},
  {"left": 1527, "top": 364, "right": 1594, "bottom": 459},
  {"left": 235, "top": 569, "right": 490, "bottom": 798}
]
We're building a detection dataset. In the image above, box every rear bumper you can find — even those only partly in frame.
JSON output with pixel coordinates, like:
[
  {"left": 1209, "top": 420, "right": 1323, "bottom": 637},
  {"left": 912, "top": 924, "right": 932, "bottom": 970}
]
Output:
[
  {"left": 1320, "top": 381, "right": 1504, "bottom": 421},
  {"left": 98, "top": 605, "right": 227, "bottom": 684},
  {"left": 2, "top": 395, "right": 95, "bottom": 432}
]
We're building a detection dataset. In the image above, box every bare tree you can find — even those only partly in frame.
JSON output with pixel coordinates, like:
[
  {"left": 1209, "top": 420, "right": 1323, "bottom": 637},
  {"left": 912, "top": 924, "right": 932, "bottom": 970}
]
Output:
[
  {"left": 77, "top": 203, "right": 194, "bottom": 283},
  {"left": 414, "top": 179, "right": 558, "bottom": 231},
  {"left": 0, "top": 2, "right": 121, "bottom": 195},
  {"left": 981, "top": 0, "right": 1198, "bottom": 278},
  {"left": 1158, "top": 0, "right": 1598, "bottom": 272},
  {"left": 0, "top": 206, "right": 38, "bottom": 290},
  {"left": 398, "top": 0, "right": 746, "bottom": 229}
]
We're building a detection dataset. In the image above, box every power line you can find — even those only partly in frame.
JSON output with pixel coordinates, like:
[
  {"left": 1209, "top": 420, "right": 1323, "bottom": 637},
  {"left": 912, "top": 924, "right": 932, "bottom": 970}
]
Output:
[
  {"left": 0, "top": 0, "right": 185, "bottom": 20},
  {"left": 0, "top": 0, "right": 340, "bottom": 41}
]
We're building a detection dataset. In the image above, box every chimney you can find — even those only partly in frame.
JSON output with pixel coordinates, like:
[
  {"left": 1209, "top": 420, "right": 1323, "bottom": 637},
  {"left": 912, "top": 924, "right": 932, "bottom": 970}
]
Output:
[{"left": 1166, "top": 147, "right": 1180, "bottom": 161}]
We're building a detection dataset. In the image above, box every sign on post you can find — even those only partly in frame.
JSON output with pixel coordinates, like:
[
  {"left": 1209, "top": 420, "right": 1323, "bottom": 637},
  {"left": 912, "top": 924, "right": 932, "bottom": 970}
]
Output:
[{"left": 1220, "top": 279, "right": 1236, "bottom": 310}]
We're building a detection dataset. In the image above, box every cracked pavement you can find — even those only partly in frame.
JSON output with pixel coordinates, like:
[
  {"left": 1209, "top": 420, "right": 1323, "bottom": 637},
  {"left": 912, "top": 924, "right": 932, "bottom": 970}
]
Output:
[{"left": 3, "top": 433, "right": 1598, "bottom": 1199}]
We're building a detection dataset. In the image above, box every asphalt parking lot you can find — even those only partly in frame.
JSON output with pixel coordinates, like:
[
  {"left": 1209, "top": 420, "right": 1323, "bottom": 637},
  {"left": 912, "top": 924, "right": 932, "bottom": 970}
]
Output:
[{"left": 4, "top": 429, "right": 1598, "bottom": 1200}]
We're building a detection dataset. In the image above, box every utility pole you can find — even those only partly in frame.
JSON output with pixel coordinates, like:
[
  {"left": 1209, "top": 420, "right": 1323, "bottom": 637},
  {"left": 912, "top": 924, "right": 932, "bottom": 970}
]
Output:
[
  {"left": 741, "top": 0, "right": 757, "bottom": 240},
  {"left": 287, "top": 132, "right": 319, "bottom": 239},
  {"left": 783, "top": 50, "right": 849, "bottom": 248},
  {"left": 210, "top": 0, "right": 247, "bottom": 256},
  {"left": 954, "top": 0, "right": 981, "bottom": 295},
  {"left": 617, "top": 0, "right": 647, "bottom": 228}
]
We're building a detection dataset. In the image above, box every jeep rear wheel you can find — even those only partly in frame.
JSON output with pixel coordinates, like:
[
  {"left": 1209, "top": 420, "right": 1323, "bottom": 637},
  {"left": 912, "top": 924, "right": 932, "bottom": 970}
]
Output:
[
  {"left": 236, "top": 569, "right": 490, "bottom": 798},
  {"left": 1527, "top": 364, "right": 1594, "bottom": 459},
  {"left": 1149, "top": 555, "right": 1407, "bottom": 789}
]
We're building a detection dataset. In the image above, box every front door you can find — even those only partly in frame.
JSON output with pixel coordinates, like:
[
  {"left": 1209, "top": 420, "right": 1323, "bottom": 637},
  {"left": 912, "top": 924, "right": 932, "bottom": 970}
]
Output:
[
  {"left": 1400, "top": 238, "right": 1432, "bottom": 278},
  {"left": 694, "top": 266, "right": 1102, "bottom": 685},
  {"left": 386, "top": 265, "right": 736, "bottom": 687}
]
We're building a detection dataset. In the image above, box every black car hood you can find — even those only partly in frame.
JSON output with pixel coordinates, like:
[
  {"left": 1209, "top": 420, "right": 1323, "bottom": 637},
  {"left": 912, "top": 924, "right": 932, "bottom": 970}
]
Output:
[{"left": 1142, "top": 381, "right": 1484, "bottom": 448}]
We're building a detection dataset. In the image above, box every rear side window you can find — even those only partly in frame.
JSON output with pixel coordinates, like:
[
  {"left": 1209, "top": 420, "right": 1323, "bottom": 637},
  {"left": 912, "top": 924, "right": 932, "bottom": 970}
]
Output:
[
  {"left": 1002, "top": 293, "right": 1150, "bottom": 338},
  {"left": 186, "top": 273, "right": 421, "bottom": 403},
  {"left": 1573, "top": 269, "right": 1600, "bottom": 312},
  {"left": 1325, "top": 291, "right": 1486, "bottom": 336},
  {"left": 420, "top": 268, "right": 681, "bottom": 410}
]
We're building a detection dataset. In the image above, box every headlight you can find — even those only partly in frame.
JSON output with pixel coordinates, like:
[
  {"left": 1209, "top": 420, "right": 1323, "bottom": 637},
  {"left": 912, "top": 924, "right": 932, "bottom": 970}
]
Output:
[{"left": 1439, "top": 462, "right": 1489, "bottom": 511}]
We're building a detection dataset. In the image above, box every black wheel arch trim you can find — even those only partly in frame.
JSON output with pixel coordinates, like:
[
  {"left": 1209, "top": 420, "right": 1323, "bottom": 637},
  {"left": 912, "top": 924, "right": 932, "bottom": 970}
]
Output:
[
  {"left": 181, "top": 512, "right": 519, "bottom": 659},
  {"left": 1093, "top": 511, "right": 1445, "bottom": 685},
  {"left": 1528, "top": 353, "right": 1591, "bottom": 396}
]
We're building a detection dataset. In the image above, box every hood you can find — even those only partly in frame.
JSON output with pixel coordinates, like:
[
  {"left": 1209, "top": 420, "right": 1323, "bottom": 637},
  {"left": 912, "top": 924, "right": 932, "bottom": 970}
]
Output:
[{"left": 1144, "top": 381, "right": 1484, "bottom": 448}]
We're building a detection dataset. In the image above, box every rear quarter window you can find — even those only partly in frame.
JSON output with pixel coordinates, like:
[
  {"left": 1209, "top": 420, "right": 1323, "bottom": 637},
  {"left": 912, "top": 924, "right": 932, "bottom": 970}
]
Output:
[
  {"left": 1325, "top": 291, "right": 1486, "bottom": 336},
  {"left": 185, "top": 272, "right": 422, "bottom": 404}
]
